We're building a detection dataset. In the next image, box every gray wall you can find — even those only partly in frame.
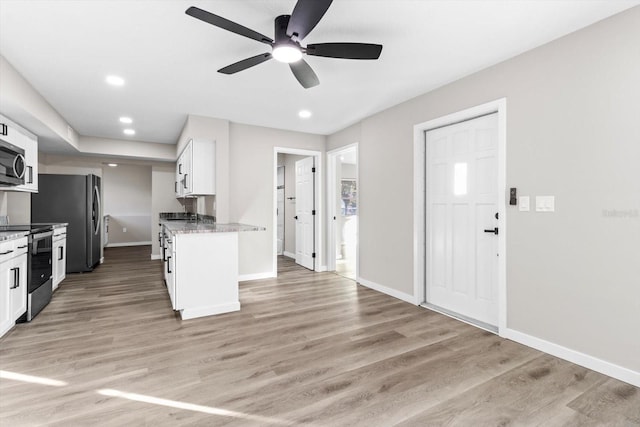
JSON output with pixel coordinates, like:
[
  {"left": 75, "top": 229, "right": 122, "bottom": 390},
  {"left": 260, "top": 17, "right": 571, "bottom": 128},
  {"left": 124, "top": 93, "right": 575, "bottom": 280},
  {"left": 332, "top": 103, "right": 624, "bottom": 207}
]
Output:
[
  {"left": 229, "top": 123, "right": 325, "bottom": 276},
  {"left": 327, "top": 8, "right": 640, "bottom": 372},
  {"left": 103, "top": 164, "right": 152, "bottom": 245}
]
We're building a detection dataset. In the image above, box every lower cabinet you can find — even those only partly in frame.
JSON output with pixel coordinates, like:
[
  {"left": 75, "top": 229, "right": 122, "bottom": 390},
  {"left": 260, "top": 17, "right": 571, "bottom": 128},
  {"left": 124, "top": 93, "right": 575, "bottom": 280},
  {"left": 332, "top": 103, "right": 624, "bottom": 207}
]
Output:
[
  {"left": 52, "top": 227, "right": 67, "bottom": 291},
  {"left": 163, "top": 230, "right": 240, "bottom": 320},
  {"left": 1, "top": 237, "right": 28, "bottom": 338}
]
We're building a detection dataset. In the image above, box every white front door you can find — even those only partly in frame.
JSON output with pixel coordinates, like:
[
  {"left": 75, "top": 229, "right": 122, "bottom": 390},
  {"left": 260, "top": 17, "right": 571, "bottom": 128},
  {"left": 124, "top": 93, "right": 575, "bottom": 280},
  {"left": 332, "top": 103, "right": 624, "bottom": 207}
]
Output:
[
  {"left": 295, "top": 157, "right": 315, "bottom": 270},
  {"left": 426, "top": 113, "right": 499, "bottom": 327}
]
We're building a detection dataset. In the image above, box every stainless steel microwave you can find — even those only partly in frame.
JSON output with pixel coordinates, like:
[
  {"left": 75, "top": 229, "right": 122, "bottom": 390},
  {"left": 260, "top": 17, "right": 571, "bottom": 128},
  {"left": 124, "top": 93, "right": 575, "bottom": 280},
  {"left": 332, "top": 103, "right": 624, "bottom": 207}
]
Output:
[{"left": 0, "top": 139, "right": 26, "bottom": 186}]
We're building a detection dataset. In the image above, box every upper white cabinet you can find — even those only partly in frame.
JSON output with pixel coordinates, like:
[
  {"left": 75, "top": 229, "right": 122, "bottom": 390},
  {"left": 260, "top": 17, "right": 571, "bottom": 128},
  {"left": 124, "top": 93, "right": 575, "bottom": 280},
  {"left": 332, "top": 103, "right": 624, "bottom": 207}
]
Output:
[
  {"left": 0, "top": 114, "right": 38, "bottom": 193},
  {"left": 175, "top": 139, "right": 215, "bottom": 197}
]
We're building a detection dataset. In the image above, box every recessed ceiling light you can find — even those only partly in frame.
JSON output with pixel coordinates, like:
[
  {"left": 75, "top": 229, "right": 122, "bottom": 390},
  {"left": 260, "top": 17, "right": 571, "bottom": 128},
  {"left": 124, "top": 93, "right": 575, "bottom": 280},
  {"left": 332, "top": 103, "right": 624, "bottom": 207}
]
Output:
[
  {"left": 123, "top": 129, "right": 135, "bottom": 136},
  {"left": 119, "top": 117, "right": 133, "bottom": 124},
  {"left": 298, "top": 110, "right": 312, "bottom": 119},
  {"left": 106, "top": 75, "right": 125, "bottom": 86},
  {"left": 107, "top": 163, "right": 118, "bottom": 167}
]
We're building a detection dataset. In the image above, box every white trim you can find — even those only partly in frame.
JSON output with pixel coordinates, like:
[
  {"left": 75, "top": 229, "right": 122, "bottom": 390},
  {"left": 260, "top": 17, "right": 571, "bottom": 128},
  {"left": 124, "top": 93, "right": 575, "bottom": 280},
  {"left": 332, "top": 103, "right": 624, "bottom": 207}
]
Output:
[
  {"left": 503, "top": 328, "right": 640, "bottom": 388},
  {"left": 179, "top": 302, "right": 240, "bottom": 320},
  {"left": 273, "top": 147, "right": 324, "bottom": 276},
  {"left": 238, "top": 272, "right": 276, "bottom": 282},
  {"left": 283, "top": 250, "right": 295, "bottom": 259},
  {"left": 317, "top": 265, "right": 327, "bottom": 272},
  {"left": 413, "top": 98, "right": 507, "bottom": 333},
  {"left": 100, "top": 257, "right": 104, "bottom": 264},
  {"left": 150, "top": 254, "right": 161, "bottom": 260},
  {"left": 106, "top": 241, "right": 152, "bottom": 248},
  {"left": 357, "top": 276, "right": 417, "bottom": 305},
  {"left": 326, "top": 143, "right": 359, "bottom": 279}
]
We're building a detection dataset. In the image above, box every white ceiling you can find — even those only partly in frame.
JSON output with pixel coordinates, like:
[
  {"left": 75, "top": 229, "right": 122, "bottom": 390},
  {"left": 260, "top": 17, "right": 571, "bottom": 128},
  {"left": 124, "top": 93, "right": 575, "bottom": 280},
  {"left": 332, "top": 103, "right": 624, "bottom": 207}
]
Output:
[{"left": 1, "top": 0, "right": 638, "bottom": 146}]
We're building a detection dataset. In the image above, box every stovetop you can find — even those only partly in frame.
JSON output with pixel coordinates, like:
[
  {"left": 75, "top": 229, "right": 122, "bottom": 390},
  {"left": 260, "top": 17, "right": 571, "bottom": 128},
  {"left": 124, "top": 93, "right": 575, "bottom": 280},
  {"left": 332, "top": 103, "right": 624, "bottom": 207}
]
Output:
[{"left": 0, "top": 224, "right": 55, "bottom": 233}]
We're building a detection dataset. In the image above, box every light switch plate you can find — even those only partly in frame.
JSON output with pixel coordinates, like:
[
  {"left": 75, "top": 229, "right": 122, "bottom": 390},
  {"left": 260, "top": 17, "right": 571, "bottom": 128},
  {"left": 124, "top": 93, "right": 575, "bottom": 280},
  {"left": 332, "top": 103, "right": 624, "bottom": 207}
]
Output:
[
  {"left": 519, "top": 196, "right": 530, "bottom": 211},
  {"left": 535, "top": 196, "right": 555, "bottom": 212}
]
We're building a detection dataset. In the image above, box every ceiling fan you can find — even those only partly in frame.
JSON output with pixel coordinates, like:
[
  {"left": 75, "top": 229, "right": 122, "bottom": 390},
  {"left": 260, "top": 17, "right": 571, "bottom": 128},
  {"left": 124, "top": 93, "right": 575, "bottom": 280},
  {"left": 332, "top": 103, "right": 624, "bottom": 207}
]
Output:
[{"left": 185, "top": 0, "right": 383, "bottom": 89}]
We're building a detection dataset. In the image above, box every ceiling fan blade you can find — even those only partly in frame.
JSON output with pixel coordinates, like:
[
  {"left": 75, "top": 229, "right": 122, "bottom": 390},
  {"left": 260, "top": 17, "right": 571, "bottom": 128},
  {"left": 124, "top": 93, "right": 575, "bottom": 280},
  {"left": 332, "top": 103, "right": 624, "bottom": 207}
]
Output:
[
  {"left": 306, "top": 43, "right": 383, "bottom": 60},
  {"left": 186, "top": 6, "right": 273, "bottom": 45},
  {"left": 289, "top": 59, "right": 319, "bottom": 89},
  {"left": 218, "top": 53, "right": 272, "bottom": 74},
  {"left": 287, "top": 0, "right": 333, "bottom": 41}
]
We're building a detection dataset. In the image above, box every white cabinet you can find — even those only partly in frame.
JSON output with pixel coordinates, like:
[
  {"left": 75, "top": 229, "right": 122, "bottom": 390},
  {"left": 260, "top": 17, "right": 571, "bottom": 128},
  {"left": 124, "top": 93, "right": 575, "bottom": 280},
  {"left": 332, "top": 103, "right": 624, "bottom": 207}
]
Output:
[
  {"left": 52, "top": 227, "right": 67, "bottom": 291},
  {"left": 175, "top": 139, "right": 215, "bottom": 198},
  {"left": 162, "top": 228, "right": 239, "bottom": 319},
  {"left": 1, "top": 236, "right": 28, "bottom": 338},
  {"left": 10, "top": 243, "right": 28, "bottom": 321},
  {"left": 0, "top": 114, "right": 38, "bottom": 193}
]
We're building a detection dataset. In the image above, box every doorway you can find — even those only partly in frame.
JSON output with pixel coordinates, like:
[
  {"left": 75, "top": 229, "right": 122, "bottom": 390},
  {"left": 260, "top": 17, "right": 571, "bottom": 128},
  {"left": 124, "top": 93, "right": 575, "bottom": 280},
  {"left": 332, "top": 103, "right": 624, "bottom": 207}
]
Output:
[
  {"left": 273, "top": 148, "right": 323, "bottom": 276},
  {"left": 327, "top": 144, "right": 358, "bottom": 280},
  {"left": 413, "top": 99, "right": 507, "bottom": 334}
]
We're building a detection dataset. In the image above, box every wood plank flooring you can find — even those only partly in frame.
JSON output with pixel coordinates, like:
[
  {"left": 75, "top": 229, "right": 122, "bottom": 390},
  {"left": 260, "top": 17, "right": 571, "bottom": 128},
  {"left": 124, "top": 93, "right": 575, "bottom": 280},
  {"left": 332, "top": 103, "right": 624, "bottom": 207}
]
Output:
[{"left": 1, "top": 247, "right": 638, "bottom": 426}]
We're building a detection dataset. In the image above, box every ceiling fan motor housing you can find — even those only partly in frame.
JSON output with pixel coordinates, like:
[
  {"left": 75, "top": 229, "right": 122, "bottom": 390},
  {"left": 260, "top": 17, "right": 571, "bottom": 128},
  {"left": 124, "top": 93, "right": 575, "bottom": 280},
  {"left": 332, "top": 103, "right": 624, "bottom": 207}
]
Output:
[{"left": 275, "top": 15, "right": 299, "bottom": 48}]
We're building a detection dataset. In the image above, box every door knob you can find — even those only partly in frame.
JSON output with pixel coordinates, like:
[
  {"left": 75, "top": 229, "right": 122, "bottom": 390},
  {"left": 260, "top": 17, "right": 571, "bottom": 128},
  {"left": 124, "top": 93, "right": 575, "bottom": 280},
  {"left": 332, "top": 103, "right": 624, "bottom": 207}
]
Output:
[
  {"left": 484, "top": 227, "right": 499, "bottom": 235},
  {"left": 294, "top": 216, "right": 298, "bottom": 220}
]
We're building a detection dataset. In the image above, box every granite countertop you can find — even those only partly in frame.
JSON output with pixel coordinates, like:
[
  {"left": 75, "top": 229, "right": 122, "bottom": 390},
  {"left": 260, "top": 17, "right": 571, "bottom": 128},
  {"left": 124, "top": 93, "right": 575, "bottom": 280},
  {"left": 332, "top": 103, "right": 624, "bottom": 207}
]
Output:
[
  {"left": 0, "top": 223, "right": 68, "bottom": 242},
  {"left": 161, "top": 220, "right": 265, "bottom": 234},
  {"left": 0, "top": 231, "right": 29, "bottom": 242}
]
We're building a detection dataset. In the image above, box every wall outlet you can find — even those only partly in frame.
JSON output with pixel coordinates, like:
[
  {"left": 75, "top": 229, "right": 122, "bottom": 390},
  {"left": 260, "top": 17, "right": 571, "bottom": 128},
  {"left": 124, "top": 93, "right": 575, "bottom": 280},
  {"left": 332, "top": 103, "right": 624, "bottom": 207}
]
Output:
[{"left": 123, "top": 227, "right": 127, "bottom": 233}]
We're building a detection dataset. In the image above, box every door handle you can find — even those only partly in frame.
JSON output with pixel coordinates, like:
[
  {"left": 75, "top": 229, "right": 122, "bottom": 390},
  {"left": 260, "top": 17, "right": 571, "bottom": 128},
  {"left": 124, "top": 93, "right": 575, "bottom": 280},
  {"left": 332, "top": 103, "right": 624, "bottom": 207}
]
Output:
[
  {"left": 167, "top": 256, "right": 172, "bottom": 273},
  {"left": 59, "top": 246, "right": 64, "bottom": 261},
  {"left": 294, "top": 216, "right": 298, "bottom": 220},
  {"left": 27, "top": 166, "right": 33, "bottom": 184},
  {"left": 10, "top": 267, "right": 19, "bottom": 289},
  {"left": 484, "top": 227, "right": 499, "bottom": 235}
]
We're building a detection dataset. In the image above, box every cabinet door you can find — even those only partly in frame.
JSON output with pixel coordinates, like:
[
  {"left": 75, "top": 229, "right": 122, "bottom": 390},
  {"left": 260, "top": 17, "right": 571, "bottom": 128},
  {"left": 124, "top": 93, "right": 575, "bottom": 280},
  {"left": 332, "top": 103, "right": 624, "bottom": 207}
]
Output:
[
  {"left": 0, "top": 259, "right": 13, "bottom": 336},
  {"left": 52, "top": 239, "right": 66, "bottom": 290},
  {"left": 175, "top": 151, "right": 184, "bottom": 197},
  {"left": 58, "top": 238, "right": 67, "bottom": 285},
  {"left": 18, "top": 134, "right": 38, "bottom": 192},
  {"left": 182, "top": 141, "right": 193, "bottom": 194},
  {"left": 10, "top": 254, "right": 27, "bottom": 321}
]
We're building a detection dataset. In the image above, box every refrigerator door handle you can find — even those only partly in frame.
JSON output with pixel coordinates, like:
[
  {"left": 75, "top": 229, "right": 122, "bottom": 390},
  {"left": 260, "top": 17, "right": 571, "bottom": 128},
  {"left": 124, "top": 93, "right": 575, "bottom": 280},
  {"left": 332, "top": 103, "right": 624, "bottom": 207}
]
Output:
[{"left": 93, "top": 185, "right": 102, "bottom": 235}]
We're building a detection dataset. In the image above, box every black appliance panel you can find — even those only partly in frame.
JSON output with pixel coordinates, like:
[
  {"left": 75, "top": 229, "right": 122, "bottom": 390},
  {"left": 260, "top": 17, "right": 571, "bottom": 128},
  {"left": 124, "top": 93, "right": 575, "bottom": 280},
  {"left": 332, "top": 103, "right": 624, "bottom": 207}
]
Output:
[{"left": 28, "top": 230, "right": 53, "bottom": 293}]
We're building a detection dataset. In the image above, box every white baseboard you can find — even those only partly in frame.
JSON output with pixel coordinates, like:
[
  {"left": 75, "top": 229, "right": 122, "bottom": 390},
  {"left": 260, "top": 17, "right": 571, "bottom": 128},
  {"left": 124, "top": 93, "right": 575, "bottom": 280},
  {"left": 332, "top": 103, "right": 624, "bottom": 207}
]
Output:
[
  {"left": 283, "top": 251, "right": 295, "bottom": 259},
  {"left": 150, "top": 254, "right": 161, "bottom": 260},
  {"left": 180, "top": 302, "right": 240, "bottom": 320},
  {"left": 502, "top": 328, "right": 640, "bottom": 388},
  {"left": 238, "top": 272, "right": 276, "bottom": 281},
  {"left": 106, "top": 241, "right": 152, "bottom": 248},
  {"left": 316, "top": 265, "right": 327, "bottom": 272},
  {"left": 356, "top": 276, "right": 418, "bottom": 305}
]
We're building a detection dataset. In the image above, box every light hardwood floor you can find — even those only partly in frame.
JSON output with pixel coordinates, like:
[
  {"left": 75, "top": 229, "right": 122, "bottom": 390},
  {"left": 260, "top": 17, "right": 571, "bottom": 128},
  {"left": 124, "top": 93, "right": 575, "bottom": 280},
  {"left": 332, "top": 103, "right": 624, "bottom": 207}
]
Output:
[{"left": 1, "top": 247, "right": 638, "bottom": 426}]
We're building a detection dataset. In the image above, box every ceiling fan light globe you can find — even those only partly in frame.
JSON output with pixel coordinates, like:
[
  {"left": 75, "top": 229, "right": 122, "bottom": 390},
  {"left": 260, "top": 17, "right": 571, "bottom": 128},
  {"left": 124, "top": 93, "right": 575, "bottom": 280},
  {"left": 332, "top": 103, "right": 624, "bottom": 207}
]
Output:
[{"left": 272, "top": 45, "right": 302, "bottom": 63}]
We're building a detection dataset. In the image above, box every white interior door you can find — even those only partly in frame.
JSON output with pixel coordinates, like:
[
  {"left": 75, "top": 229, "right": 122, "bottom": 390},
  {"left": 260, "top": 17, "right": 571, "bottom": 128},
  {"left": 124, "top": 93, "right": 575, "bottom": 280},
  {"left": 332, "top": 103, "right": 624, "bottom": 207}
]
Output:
[
  {"left": 276, "top": 166, "right": 285, "bottom": 255},
  {"left": 295, "top": 157, "right": 315, "bottom": 270},
  {"left": 426, "top": 113, "right": 499, "bottom": 327}
]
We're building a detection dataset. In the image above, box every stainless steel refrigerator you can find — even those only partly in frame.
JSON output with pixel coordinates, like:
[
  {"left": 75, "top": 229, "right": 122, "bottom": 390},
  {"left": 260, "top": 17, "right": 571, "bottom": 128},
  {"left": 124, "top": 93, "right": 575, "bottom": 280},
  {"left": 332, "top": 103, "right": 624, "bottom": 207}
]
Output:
[{"left": 31, "top": 174, "right": 102, "bottom": 273}]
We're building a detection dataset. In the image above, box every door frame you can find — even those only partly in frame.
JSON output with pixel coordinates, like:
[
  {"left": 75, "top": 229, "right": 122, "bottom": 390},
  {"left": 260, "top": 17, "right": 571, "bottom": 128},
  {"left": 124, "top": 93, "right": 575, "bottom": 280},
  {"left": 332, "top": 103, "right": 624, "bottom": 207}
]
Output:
[
  {"left": 413, "top": 98, "right": 507, "bottom": 335},
  {"left": 273, "top": 147, "right": 324, "bottom": 276},
  {"left": 326, "top": 143, "right": 359, "bottom": 278}
]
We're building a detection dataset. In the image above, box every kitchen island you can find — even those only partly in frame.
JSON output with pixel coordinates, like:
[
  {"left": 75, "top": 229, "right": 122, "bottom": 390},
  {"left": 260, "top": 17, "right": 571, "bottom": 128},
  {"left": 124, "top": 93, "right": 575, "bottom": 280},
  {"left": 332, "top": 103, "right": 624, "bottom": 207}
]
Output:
[{"left": 159, "top": 213, "right": 264, "bottom": 320}]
